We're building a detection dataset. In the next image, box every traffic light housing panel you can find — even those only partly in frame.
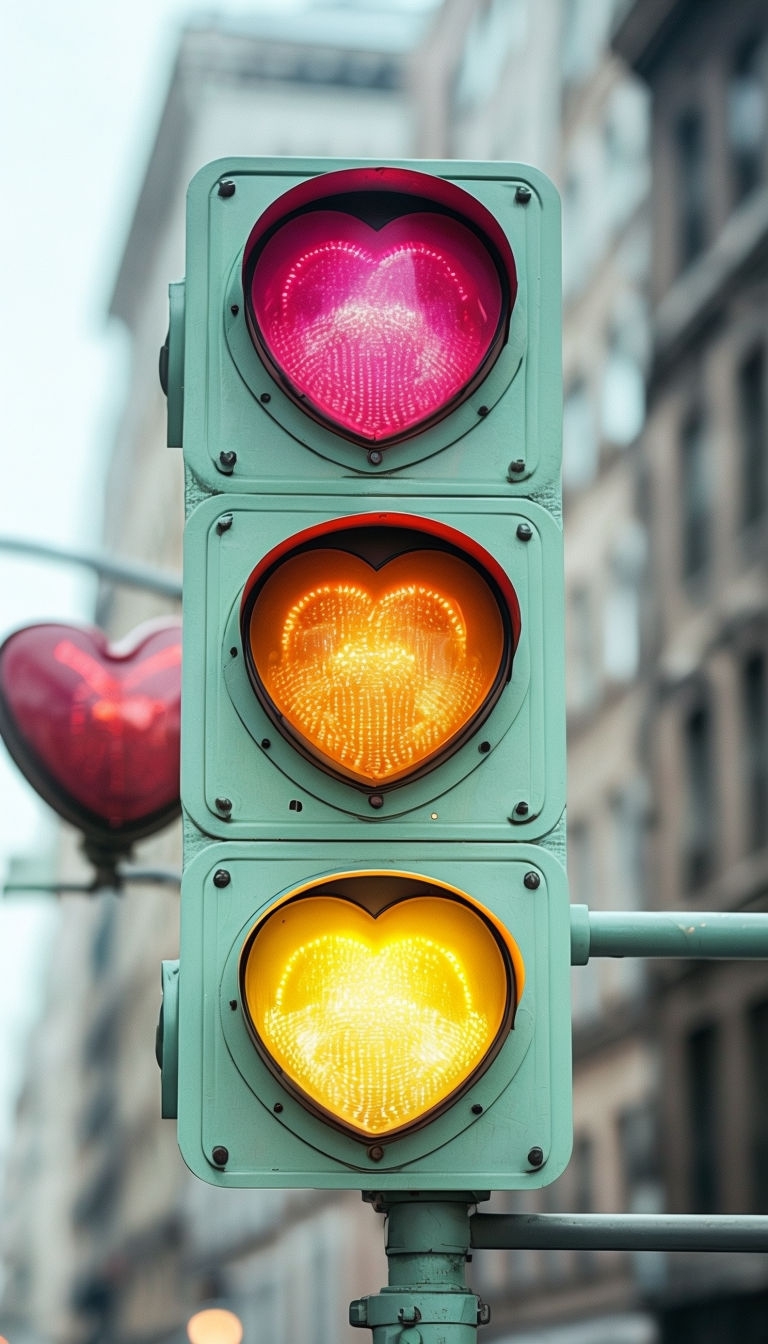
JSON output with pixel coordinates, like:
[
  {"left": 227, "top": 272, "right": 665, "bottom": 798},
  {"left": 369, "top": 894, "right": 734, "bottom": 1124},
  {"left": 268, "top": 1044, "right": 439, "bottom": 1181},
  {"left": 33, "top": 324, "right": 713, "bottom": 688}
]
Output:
[{"left": 166, "top": 158, "right": 571, "bottom": 1190}]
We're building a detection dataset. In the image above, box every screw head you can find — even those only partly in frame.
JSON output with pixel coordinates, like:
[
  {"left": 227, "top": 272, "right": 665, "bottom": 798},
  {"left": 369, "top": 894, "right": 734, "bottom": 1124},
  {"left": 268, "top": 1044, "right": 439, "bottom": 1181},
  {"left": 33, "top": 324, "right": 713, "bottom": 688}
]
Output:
[
  {"left": 515, "top": 185, "right": 532, "bottom": 204},
  {"left": 527, "top": 1145, "right": 544, "bottom": 1168},
  {"left": 512, "top": 801, "right": 530, "bottom": 819},
  {"left": 516, "top": 522, "right": 533, "bottom": 542},
  {"left": 214, "top": 797, "right": 233, "bottom": 817},
  {"left": 218, "top": 450, "right": 237, "bottom": 475},
  {"left": 507, "top": 458, "right": 526, "bottom": 477},
  {"left": 213, "top": 869, "right": 231, "bottom": 888},
  {"left": 368, "top": 793, "right": 384, "bottom": 810},
  {"left": 216, "top": 513, "right": 233, "bottom": 535},
  {"left": 211, "top": 1145, "right": 229, "bottom": 1167},
  {"left": 368, "top": 449, "right": 383, "bottom": 466},
  {"left": 218, "top": 180, "right": 236, "bottom": 198},
  {"left": 367, "top": 1144, "right": 385, "bottom": 1161},
  {"left": 523, "top": 870, "right": 541, "bottom": 890}
]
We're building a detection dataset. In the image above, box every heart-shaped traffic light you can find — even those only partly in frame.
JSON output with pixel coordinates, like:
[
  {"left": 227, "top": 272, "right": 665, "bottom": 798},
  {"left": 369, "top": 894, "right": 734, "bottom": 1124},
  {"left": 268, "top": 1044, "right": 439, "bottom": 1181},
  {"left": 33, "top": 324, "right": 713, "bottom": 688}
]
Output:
[
  {"left": 239, "top": 875, "right": 523, "bottom": 1140},
  {"left": 0, "top": 619, "right": 182, "bottom": 853},
  {"left": 243, "top": 166, "right": 517, "bottom": 446},
  {"left": 241, "top": 514, "right": 520, "bottom": 789}
]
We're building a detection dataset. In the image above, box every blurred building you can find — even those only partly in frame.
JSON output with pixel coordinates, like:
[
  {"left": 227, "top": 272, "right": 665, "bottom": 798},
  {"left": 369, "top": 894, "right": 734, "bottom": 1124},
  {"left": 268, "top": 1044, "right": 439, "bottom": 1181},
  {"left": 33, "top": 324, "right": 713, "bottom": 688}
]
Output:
[
  {"left": 614, "top": 0, "right": 768, "bottom": 1338},
  {"left": 2, "top": 1, "right": 766, "bottom": 1343}
]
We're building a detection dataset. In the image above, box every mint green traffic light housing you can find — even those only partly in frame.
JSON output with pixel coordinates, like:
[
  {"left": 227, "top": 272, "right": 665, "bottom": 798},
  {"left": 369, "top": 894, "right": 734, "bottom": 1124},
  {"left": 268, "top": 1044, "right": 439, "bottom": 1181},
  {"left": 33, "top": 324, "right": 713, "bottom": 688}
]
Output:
[{"left": 163, "top": 157, "right": 572, "bottom": 1190}]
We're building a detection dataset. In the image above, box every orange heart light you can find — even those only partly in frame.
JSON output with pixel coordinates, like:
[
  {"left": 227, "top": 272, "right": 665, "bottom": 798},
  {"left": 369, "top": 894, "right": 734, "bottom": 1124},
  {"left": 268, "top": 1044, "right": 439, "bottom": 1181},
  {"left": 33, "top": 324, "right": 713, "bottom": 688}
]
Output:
[
  {"left": 240, "top": 882, "right": 522, "bottom": 1139},
  {"left": 243, "top": 524, "right": 517, "bottom": 788}
]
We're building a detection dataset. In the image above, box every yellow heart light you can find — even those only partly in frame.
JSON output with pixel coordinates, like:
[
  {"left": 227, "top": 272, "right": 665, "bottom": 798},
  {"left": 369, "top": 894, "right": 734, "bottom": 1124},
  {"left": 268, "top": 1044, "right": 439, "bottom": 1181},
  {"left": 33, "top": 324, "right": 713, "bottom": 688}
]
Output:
[
  {"left": 240, "top": 884, "right": 521, "bottom": 1139},
  {"left": 245, "top": 544, "right": 508, "bottom": 786}
]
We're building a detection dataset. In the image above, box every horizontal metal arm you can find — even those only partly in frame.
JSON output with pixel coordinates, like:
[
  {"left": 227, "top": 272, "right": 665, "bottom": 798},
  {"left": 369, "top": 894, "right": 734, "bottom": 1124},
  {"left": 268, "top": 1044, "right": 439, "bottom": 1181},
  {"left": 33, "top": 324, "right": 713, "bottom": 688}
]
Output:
[
  {"left": 0, "top": 534, "right": 182, "bottom": 600},
  {"left": 470, "top": 1211, "right": 768, "bottom": 1252},
  {"left": 571, "top": 905, "right": 768, "bottom": 964}
]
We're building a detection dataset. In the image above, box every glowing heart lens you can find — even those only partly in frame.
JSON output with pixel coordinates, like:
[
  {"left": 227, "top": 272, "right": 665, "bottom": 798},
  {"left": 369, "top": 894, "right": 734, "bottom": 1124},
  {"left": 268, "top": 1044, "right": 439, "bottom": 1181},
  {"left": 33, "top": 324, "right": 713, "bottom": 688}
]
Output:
[
  {"left": 240, "top": 879, "right": 521, "bottom": 1138},
  {"left": 242, "top": 519, "right": 519, "bottom": 788},
  {"left": 0, "top": 620, "right": 182, "bottom": 847},
  {"left": 242, "top": 168, "right": 515, "bottom": 446}
]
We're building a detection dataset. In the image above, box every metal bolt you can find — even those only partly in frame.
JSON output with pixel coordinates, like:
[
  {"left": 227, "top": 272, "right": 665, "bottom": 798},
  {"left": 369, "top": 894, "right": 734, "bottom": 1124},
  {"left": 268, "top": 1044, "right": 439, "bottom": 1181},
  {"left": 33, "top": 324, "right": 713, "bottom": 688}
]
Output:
[
  {"left": 515, "top": 185, "right": 532, "bottom": 205},
  {"left": 523, "top": 871, "right": 541, "bottom": 890},
  {"left": 211, "top": 1145, "right": 229, "bottom": 1167},
  {"left": 229, "top": 999, "right": 238, "bottom": 1011},
  {"left": 218, "top": 180, "right": 236, "bottom": 198},
  {"left": 398, "top": 1308, "right": 421, "bottom": 1325},
  {"left": 260, "top": 392, "right": 271, "bottom": 404},
  {"left": 368, "top": 449, "right": 383, "bottom": 466},
  {"left": 512, "top": 801, "right": 529, "bottom": 819},
  {"left": 213, "top": 869, "right": 231, "bottom": 888},
  {"left": 230, "top": 303, "right": 239, "bottom": 316},
  {"left": 273, "top": 1102, "right": 283, "bottom": 1113},
  {"left": 507, "top": 458, "right": 526, "bottom": 478},
  {"left": 478, "top": 404, "right": 490, "bottom": 417},
  {"left": 218, "top": 450, "right": 237, "bottom": 475},
  {"left": 261, "top": 738, "right": 271, "bottom": 749},
  {"left": 477, "top": 1302, "right": 492, "bottom": 1326},
  {"left": 471, "top": 1103, "right": 484, "bottom": 1115},
  {"left": 527, "top": 1145, "right": 544, "bottom": 1168},
  {"left": 216, "top": 513, "right": 233, "bottom": 535},
  {"left": 367, "top": 1144, "right": 385, "bottom": 1161},
  {"left": 368, "top": 793, "right": 384, "bottom": 810},
  {"left": 215, "top": 797, "right": 233, "bottom": 817},
  {"left": 516, "top": 522, "right": 533, "bottom": 542},
  {"left": 478, "top": 740, "right": 491, "bottom": 754}
]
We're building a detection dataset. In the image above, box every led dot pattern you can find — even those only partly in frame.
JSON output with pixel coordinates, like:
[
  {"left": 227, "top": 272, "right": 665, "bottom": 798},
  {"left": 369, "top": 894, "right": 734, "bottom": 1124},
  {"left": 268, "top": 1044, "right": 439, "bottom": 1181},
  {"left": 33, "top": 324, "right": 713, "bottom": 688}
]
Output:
[
  {"left": 246, "top": 548, "right": 506, "bottom": 785},
  {"left": 248, "top": 210, "right": 504, "bottom": 443},
  {"left": 240, "top": 892, "right": 515, "bottom": 1138}
]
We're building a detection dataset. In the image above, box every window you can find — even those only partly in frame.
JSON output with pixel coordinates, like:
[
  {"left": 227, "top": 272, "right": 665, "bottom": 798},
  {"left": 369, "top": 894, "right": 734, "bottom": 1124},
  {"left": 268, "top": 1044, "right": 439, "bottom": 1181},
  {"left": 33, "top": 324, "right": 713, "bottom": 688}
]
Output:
[
  {"left": 686, "top": 1023, "right": 720, "bottom": 1212},
  {"left": 680, "top": 406, "right": 712, "bottom": 583},
  {"left": 619, "top": 1102, "right": 661, "bottom": 1212},
  {"left": 747, "top": 1000, "right": 768, "bottom": 1211},
  {"left": 603, "top": 80, "right": 650, "bottom": 230},
  {"left": 603, "top": 523, "right": 646, "bottom": 683},
  {"left": 601, "top": 331, "right": 646, "bottom": 447},
  {"left": 675, "top": 108, "right": 708, "bottom": 267},
  {"left": 682, "top": 697, "right": 716, "bottom": 890},
  {"left": 609, "top": 785, "right": 647, "bottom": 912},
  {"left": 728, "top": 34, "right": 767, "bottom": 205},
  {"left": 563, "top": 378, "right": 598, "bottom": 488},
  {"left": 567, "top": 583, "right": 598, "bottom": 712},
  {"left": 741, "top": 651, "right": 768, "bottom": 852},
  {"left": 738, "top": 345, "right": 766, "bottom": 530}
]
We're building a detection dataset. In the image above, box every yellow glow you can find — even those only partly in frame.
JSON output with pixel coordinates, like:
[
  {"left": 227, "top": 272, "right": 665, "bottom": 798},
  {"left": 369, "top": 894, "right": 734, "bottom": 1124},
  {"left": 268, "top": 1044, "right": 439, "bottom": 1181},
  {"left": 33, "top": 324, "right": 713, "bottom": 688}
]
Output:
[
  {"left": 187, "top": 1309, "right": 243, "bottom": 1344},
  {"left": 241, "top": 891, "right": 516, "bottom": 1137},
  {"left": 248, "top": 548, "right": 504, "bottom": 784}
]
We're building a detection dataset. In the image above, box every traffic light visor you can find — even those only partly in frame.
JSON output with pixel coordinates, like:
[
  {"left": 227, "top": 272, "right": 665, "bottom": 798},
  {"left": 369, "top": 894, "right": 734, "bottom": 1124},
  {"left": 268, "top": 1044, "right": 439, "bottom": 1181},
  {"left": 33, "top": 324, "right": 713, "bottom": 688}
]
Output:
[
  {"left": 239, "top": 873, "right": 524, "bottom": 1139},
  {"left": 242, "top": 166, "right": 517, "bottom": 445},
  {"left": 241, "top": 515, "right": 520, "bottom": 789}
]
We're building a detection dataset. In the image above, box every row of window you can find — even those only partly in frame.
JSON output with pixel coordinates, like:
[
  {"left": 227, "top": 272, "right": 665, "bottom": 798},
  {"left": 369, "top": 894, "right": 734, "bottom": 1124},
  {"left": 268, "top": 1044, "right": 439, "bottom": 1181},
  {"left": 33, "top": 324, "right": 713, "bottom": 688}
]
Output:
[
  {"left": 675, "top": 30, "right": 767, "bottom": 273},
  {"left": 566, "top": 520, "right": 646, "bottom": 715},
  {"left": 681, "top": 647, "right": 768, "bottom": 891},
  {"left": 677, "top": 343, "right": 767, "bottom": 588},
  {"left": 686, "top": 999, "right": 768, "bottom": 1214}
]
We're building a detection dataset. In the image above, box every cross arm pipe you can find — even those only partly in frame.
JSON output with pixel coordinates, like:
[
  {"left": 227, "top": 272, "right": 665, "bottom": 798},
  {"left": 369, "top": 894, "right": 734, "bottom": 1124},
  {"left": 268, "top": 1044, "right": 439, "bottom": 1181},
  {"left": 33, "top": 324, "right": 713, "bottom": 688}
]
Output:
[
  {"left": 470, "top": 1212, "right": 768, "bottom": 1253},
  {"left": 570, "top": 905, "right": 768, "bottom": 965}
]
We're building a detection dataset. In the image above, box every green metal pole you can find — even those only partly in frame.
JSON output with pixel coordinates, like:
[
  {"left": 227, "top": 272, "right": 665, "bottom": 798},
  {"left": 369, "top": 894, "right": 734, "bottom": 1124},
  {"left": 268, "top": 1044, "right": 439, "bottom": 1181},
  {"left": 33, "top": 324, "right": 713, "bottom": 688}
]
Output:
[
  {"left": 351, "top": 1193, "right": 490, "bottom": 1344},
  {"left": 570, "top": 905, "right": 768, "bottom": 964}
]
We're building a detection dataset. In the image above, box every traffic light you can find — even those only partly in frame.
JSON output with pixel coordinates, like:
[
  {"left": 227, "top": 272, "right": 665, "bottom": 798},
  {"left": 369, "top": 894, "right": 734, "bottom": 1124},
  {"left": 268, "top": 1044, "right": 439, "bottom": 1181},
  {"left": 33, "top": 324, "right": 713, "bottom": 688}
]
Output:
[
  {"left": 164, "top": 158, "right": 570, "bottom": 1190},
  {"left": 0, "top": 618, "right": 181, "bottom": 865}
]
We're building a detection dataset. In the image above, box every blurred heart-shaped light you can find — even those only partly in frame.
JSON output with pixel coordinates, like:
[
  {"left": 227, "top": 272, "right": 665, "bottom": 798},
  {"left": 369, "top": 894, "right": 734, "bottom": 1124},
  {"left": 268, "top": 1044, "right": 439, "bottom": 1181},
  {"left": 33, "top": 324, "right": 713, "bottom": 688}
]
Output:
[
  {"left": 0, "top": 619, "right": 181, "bottom": 850},
  {"left": 240, "top": 881, "right": 521, "bottom": 1138}
]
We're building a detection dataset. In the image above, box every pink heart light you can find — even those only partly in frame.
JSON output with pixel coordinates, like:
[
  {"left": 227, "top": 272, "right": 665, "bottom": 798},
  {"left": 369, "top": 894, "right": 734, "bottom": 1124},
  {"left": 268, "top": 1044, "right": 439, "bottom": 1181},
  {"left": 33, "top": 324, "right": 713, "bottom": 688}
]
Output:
[{"left": 248, "top": 210, "right": 504, "bottom": 443}]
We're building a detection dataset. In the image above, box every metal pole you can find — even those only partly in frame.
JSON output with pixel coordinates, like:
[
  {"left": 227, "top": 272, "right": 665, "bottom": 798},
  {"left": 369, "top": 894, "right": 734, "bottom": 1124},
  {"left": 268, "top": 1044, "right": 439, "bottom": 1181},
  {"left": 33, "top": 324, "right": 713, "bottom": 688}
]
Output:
[
  {"left": 470, "top": 1211, "right": 768, "bottom": 1252},
  {"left": 351, "top": 1193, "right": 490, "bottom": 1344},
  {"left": 0, "top": 534, "right": 182, "bottom": 600},
  {"left": 570, "top": 905, "right": 768, "bottom": 964}
]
